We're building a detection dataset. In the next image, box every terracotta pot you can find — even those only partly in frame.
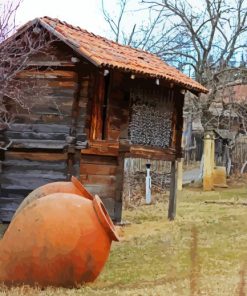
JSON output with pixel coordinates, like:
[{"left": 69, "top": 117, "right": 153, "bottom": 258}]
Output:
[
  {"left": 0, "top": 193, "right": 119, "bottom": 287},
  {"left": 12, "top": 176, "right": 93, "bottom": 220}
]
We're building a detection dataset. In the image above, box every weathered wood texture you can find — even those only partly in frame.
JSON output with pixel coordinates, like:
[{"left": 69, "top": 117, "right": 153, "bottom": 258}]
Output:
[
  {"left": 171, "top": 89, "right": 184, "bottom": 158},
  {"left": 89, "top": 72, "right": 105, "bottom": 140},
  {"left": 26, "top": 41, "right": 76, "bottom": 67},
  {"left": 0, "top": 37, "right": 185, "bottom": 223},
  {"left": 80, "top": 154, "right": 118, "bottom": 219},
  {"left": 106, "top": 72, "right": 130, "bottom": 141},
  {"left": 0, "top": 151, "right": 68, "bottom": 222},
  {"left": 0, "top": 41, "right": 91, "bottom": 222},
  {"left": 114, "top": 153, "right": 125, "bottom": 222},
  {"left": 168, "top": 160, "right": 177, "bottom": 220}
]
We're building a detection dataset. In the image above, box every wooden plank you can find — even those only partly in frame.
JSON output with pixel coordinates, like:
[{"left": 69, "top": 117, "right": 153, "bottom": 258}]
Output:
[
  {"left": 48, "top": 81, "right": 77, "bottom": 88},
  {"left": 175, "top": 90, "right": 184, "bottom": 158},
  {"left": 0, "top": 194, "right": 26, "bottom": 222},
  {"left": 9, "top": 139, "right": 67, "bottom": 150},
  {"left": 5, "top": 151, "right": 68, "bottom": 161},
  {"left": 1, "top": 171, "right": 66, "bottom": 179},
  {"left": 5, "top": 131, "right": 67, "bottom": 141},
  {"left": 0, "top": 197, "right": 23, "bottom": 209},
  {"left": 81, "top": 155, "right": 118, "bottom": 166},
  {"left": 31, "top": 103, "right": 73, "bottom": 116},
  {"left": 81, "top": 147, "right": 118, "bottom": 157},
  {"left": 8, "top": 124, "right": 70, "bottom": 133},
  {"left": 168, "top": 160, "right": 177, "bottom": 220},
  {"left": 106, "top": 78, "right": 130, "bottom": 140},
  {"left": 114, "top": 153, "right": 125, "bottom": 222},
  {"left": 27, "top": 61, "right": 75, "bottom": 67},
  {"left": 16, "top": 70, "right": 77, "bottom": 80},
  {"left": 0, "top": 209, "right": 16, "bottom": 223},
  {"left": 12, "top": 114, "right": 72, "bottom": 125},
  {"left": 119, "top": 144, "right": 176, "bottom": 161},
  {"left": 80, "top": 174, "right": 116, "bottom": 185},
  {"left": 80, "top": 163, "right": 117, "bottom": 175},
  {"left": 107, "top": 129, "right": 120, "bottom": 140},
  {"left": 3, "top": 159, "right": 67, "bottom": 172},
  {"left": 90, "top": 73, "right": 105, "bottom": 140},
  {"left": 81, "top": 140, "right": 119, "bottom": 156},
  {"left": 171, "top": 89, "right": 177, "bottom": 150},
  {"left": 0, "top": 173, "right": 67, "bottom": 190}
]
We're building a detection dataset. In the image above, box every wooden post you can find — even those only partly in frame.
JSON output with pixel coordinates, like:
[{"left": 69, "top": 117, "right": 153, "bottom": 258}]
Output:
[
  {"left": 177, "top": 158, "right": 183, "bottom": 191},
  {"left": 168, "top": 160, "right": 177, "bottom": 220},
  {"left": 114, "top": 153, "right": 125, "bottom": 222},
  {"left": 203, "top": 130, "right": 214, "bottom": 191}
]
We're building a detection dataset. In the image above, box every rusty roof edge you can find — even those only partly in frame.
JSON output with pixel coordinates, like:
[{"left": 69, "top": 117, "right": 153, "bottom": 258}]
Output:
[
  {"left": 38, "top": 18, "right": 102, "bottom": 68},
  {"left": 1, "top": 16, "right": 207, "bottom": 94},
  {"left": 40, "top": 17, "right": 207, "bottom": 94},
  {"left": 101, "top": 63, "right": 208, "bottom": 94}
]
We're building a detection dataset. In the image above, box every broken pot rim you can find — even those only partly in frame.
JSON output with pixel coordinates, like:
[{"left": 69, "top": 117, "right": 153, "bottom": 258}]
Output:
[{"left": 93, "top": 195, "right": 120, "bottom": 242}]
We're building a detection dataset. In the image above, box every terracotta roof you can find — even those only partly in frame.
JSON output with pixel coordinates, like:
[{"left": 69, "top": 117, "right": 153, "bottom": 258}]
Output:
[{"left": 22, "top": 17, "right": 208, "bottom": 94}]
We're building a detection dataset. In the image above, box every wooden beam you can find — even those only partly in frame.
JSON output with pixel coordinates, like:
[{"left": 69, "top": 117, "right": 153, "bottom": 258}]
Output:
[
  {"left": 90, "top": 72, "right": 105, "bottom": 140},
  {"left": 168, "top": 160, "right": 177, "bottom": 220},
  {"left": 114, "top": 153, "right": 125, "bottom": 222},
  {"left": 171, "top": 89, "right": 184, "bottom": 158},
  {"left": 119, "top": 143, "right": 176, "bottom": 161}
]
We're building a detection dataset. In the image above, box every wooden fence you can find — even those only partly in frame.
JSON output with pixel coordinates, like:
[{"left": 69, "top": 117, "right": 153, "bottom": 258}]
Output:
[
  {"left": 231, "top": 135, "right": 247, "bottom": 173},
  {"left": 124, "top": 158, "right": 171, "bottom": 174},
  {"left": 123, "top": 158, "right": 171, "bottom": 206}
]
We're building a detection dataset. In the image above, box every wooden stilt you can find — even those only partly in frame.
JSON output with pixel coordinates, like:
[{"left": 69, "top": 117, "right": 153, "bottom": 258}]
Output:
[
  {"left": 168, "top": 160, "right": 177, "bottom": 220},
  {"left": 177, "top": 158, "right": 183, "bottom": 191},
  {"left": 114, "top": 153, "right": 125, "bottom": 222}
]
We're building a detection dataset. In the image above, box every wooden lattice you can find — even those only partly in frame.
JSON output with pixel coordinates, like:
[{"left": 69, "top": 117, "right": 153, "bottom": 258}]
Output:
[{"left": 129, "top": 88, "right": 174, "bottom": 149}]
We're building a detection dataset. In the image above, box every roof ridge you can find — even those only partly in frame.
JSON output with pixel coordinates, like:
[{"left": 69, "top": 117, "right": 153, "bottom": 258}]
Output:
[
  {"left": 39, "top": 16, "right": 207, "bottom": 93},
  {"left": 4, "top": 16, "right": 207, "bottom": 94},
  {"left": 40, "top": 16, "right": 162, "bottom": 59}
]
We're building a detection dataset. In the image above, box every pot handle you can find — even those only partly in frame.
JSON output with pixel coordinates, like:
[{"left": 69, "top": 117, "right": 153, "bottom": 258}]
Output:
[{"left": 71, "top": 176, "right": 94, "bottom": 200}]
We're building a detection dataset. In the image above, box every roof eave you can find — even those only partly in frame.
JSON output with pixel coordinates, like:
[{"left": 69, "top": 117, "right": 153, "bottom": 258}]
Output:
[{"left": 99, "top": 64, "right": 208, "bottom": 94}]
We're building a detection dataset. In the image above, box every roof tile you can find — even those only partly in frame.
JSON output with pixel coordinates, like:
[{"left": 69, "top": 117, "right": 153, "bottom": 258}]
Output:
[{"left": 39, "top": 16, "right": 208, "bottom": 94}]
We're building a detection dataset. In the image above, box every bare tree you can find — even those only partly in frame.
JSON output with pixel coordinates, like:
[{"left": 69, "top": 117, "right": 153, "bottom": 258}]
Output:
[
  {"left": 0, "top": 1, "right": 57, "bottom": 133},
  {"left": 101, "top": 0, "right": 173, "bottom": 50},
  {"left": 0, "top": 0, "right": 21, "bottom": 42},
  {"left": 102, "top": 0, "right": 247, "bottom": 130},
  {"left": 142, "top": 0, "right": 247, "bottom": 81}
]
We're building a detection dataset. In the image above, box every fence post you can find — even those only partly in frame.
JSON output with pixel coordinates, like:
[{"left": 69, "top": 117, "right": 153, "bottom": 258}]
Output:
[
  {"left": 177, "top": 158, "right": 183, "bottom": 191},
  {"left": 203, "top": 130, "right": 215, "bottom": 191}
]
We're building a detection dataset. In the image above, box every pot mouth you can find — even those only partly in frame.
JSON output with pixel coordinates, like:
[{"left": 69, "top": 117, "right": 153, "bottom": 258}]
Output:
[
  {"left": 93, "top": 195, "right": 120, "bottom": 242},
  {"left": 71, "top": 176, "right": 94, "bottom": 200}
]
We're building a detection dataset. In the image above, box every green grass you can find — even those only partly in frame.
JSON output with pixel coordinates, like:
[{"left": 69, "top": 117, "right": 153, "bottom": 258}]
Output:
[{"left": 0, "top": 186, "right": 247, "bottom": 295}]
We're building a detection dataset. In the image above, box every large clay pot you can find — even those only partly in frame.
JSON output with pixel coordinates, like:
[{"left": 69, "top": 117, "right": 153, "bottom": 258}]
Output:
[
  {"left": 12, "top": 176, "right": 93, "bottom": 220},
  {"left": 0, "top": 193, "right": 119, "bottom": 287}
]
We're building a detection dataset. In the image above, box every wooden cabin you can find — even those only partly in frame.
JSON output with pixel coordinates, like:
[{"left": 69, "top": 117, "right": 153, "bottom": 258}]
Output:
[{"left": 0, "top": 17, "right": 207, "bottom": 222}]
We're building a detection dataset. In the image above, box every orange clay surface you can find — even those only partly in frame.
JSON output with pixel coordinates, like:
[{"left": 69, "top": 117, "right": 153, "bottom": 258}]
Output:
[{"left": 0, "top": 193, "right": 119, "bottom": 287}]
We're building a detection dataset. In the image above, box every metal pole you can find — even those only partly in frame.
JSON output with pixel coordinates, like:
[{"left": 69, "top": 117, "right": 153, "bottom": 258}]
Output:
[{"left": 145, "top": 162, "right": 152, "bottom": 204}]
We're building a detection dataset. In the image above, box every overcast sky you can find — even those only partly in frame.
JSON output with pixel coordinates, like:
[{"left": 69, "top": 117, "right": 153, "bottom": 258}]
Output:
[
  {"left": 15, "top": 0, "right": 139, "bottom": 37},
  {"left": 15, "top": 0, "right": 201, "bottom": 40},
  {"left": 15, "top": 0, "right": 111, "bottom": 35}
]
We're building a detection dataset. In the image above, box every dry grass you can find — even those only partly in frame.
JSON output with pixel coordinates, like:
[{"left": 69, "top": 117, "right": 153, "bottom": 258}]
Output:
[{"left": 0, "top": 185, "right": 247, "bottom": 295}]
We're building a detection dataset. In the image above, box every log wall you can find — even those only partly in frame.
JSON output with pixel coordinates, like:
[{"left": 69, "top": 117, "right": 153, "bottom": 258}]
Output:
[
  {"left": 0, "top": 40, "right": 89, "bottom": 222},
  {"left": 0, "top": 36, "right": 185, "bottom": 223}
]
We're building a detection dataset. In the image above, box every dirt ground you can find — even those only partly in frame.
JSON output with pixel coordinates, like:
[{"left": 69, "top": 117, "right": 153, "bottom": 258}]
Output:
[{"left": 0, "top": 177, "right": 247, "bottom": 295}]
